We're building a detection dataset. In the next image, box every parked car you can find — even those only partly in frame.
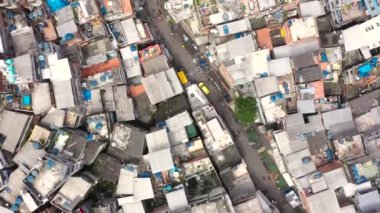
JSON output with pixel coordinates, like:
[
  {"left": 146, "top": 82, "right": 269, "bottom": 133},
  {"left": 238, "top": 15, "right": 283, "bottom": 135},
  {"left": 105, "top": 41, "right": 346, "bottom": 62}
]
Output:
[
  {"left": 223, "top": 92, "right": 232, "bottom": 102},
  {"left": 198, "top": 82, "right": 210, "bottom": 95},
  {"left": 199, "top": 59, "right": 209, "bottom": 70}
]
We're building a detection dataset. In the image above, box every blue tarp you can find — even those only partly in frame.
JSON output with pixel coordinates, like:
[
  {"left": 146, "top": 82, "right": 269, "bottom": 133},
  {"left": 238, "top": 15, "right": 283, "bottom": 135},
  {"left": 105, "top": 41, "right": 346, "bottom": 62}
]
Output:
[
  {"left": 223, "top": 25, "right": 229, "bottom": 35},
  {"left": 358, "top": 63, "right": 372, "bottom": 78},
  {"left": 83, "top": 90, "right": 92, "bottom": 101},
  {"left": 22, "top": 95, "right": 31, "bottom": 105},
  {"left": 47, "top": 0, "right": 68, "bottom": 13},
  {"left": 320, "top": 52, "right": 328, "bottom": 62},
  {"left": 371, "top": 57, "right": 378, "bottom": 65},
  {"left": 325, "top": 149, "right": 334, "bottom": 161},
  {"left": 85, "top": 134, "right": 94, "bottom": 141}
]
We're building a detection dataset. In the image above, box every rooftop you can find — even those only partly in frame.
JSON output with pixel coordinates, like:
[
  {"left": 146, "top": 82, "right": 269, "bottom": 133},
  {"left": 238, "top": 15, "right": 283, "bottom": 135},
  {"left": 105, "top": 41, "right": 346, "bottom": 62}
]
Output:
[
  {"left": 322, "top": 107, "right": 356, "bottom": 138},
  {"left": 52, "top": 80, "right": 76, "bottom": 110},
  {"left": 355, "top": 106, "right": 380, "bottom": 133},
  {"left": 141, "top": 68, "right": 183, "bottom": 105},
  {"left": 148, "top": 148, "right": 174, "bottom": 173},
  {"left": 256, "top": 28, "right": 273, "bottom": 50},
  {"left": 113, "top": 85, "right": 135, "bottom": 122},
  {"left": 211, "top": 145, "right": 242, "bottom": 171},
  {"left": 323, "top": 167, "right": 348, "bottom": 190},
  {"left": 299, "top": 1, "right": 326, "bottom": 17},
  {"left": 333, "top": 135, "right": 365, "bottom": 162},
  {"left": 24, "top": 156, "right": 82, "bottom": 200},
  {"left": 107, "top": 123, "right": 146, "bottom": 163},
  {"left": 306, "top": 131, "right": 330, "bottom": 166},
  {"left": 219, "top": 162, "right": 255, "bottom": 204},
  {"left": 343, "top": 15, "right": 380, "bottom": 52},
  {"left": 285, "top": 17, "right": 318, "bottom": 43},
  {"left": 273, "top": 39, "right": 320, "bottom": 59},
  {"left": 268, "top": 58, "right": 292, "bottom": 76},
  {"left": 186, "top": 84, "right": 209, "bottom": 111},
  {"left": 216, "top": 18, "right": 251, "bottom": 37},
  {"left": 90, "top": 154, "right": 122, "bottom": 184},
  {"left": 273, "top": 130, "right": 307, "bottom": 156},
  {"left": 254, "top": 77, "right": 280, "bottom": 98},
  {"left": 182, "top": 157, "right": 223, "bottom": 201},
  {"left": 298, "top": 66, "right": 322, "bottom": 83},
  {"left": 116, "top": 165, "right": 154, "bottom": 201},
  {"left": 306, "top": 189, "right": 340, "bottom": 213},
  {"left": 141, "top": 55, "right": 170, "bottom": 76},
  {"left": 51, "top": 176, "right": 93, "bottom": 212},
  {"left": 0, "top": 110, "right": 32, "bottom": 154},
  {"left": 165, "top": 187, "right": 189, "bottom": 211},
  {"left": 120, "top": 45, "right": 142, "bottom": 79},
  {"left": 292, "top": 52, "right": 319, "bottom": 69},
  {"left": 285, "top": 113, "right": 325, "bottom": 141},
  {"left": 259, "top": 95, "right": 287, "bottom": 123},
  {"left": 215, "top": 35, "right": 256, "bottom": 61},
  {"left": 284, "top": 148, "right": 316, "bottom": 179},
  {"left": 357, "top": 190, "right": 380, "bottom": 212},
  {"left": 349, "top": 89, "right": 380, "bottom": 117}
]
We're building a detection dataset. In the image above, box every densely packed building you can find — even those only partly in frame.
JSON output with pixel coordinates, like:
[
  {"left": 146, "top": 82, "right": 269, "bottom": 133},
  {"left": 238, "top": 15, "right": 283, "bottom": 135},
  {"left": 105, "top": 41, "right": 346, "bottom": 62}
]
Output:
[
  {"left": 0, "top": 0, "right": 276, "bottom": 212},
  {"left": 163, "top": 0, "right": 380, "bottom": 212}
]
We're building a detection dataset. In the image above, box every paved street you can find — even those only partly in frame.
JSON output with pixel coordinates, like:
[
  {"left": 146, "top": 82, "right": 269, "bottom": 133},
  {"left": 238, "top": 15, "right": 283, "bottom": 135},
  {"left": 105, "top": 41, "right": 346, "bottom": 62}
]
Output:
[{"left": 145, "top": 1, "right": 295, "bottom": 212}]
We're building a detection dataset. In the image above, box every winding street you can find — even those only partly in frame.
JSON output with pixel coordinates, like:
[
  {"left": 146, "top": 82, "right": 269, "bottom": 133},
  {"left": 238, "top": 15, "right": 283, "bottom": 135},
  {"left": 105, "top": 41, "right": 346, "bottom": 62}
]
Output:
[{"left": 144, "top": 1, "right": 295, "bottom": 212}]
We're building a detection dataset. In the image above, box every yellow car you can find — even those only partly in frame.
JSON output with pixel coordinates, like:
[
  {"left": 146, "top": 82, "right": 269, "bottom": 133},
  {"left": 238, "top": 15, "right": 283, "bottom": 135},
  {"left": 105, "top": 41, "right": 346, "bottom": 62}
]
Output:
[
  {"left": 177, "top": 70, "right": 188, "bottom": 85},
  {"left": 198, "top": 82, "right": 210, "bottom": 95}
]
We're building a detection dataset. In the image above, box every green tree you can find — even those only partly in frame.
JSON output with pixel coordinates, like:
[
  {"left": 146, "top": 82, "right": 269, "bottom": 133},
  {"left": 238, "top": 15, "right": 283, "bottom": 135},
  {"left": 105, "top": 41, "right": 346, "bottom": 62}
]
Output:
[{"left": 234, "top": 97, "right": 258, "bottom": 126}]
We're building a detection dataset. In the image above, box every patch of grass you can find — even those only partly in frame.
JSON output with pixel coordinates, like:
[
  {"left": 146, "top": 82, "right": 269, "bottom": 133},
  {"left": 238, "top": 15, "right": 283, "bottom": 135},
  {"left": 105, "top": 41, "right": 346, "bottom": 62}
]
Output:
[
  {"left": 234, "top": 97, "right": 258, "bottom": 126},
  {"left": 260, "top": 151, "right": 289, "bottom": 191},
  {"left": 247, "top": 128, "right": 260, "bottom": 142}
]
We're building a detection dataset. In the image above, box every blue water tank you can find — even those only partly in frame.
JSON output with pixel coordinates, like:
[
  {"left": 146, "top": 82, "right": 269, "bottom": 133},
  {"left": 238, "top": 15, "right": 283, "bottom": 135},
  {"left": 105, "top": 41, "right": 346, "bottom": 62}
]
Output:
[
  {"left": 27, "top": 175, "right": 35, "bottom": 183},
  {"left": 64, "top": 33, "right": 74, "bottom": 41},
  {"left": 100, "top": 75, "right": 107, "bottom": 82},
  {"left": 33, "top": 142, "right": 41, "bottom": 150},
  {"left": 270, "top": 95, "right": 277, "bottom": 102},
  {"left": 5, "top": 59, "right": 13, "bottom": 65},
  {"left": 83, "top": 90, "right": 92, "bottom": 101},
  {"left": 15, "top": 196, "right": 22, "bottom": 205},
  {"left": 6, "top": 95, "right": 13, "bottom": 102},
  {"left": 85, "top": 134, "right": 93, "bottom": 142},
  {"left": 165, "top": 184, "right": 173, "bottom": 191},
  {"left": 11, "top": 204, "right": 19, "bottom": 211},
  {"left": 130, "top": 45, "right": 137, "bottom": 51},
  {"left": 51, "top": 148, "right": 60, "bottom": 155},
  {"left": 302, "top": 156, "right": 311, "bottom": 164},
  {"left": 96, "top": 122, "right": 103, "bottom": 130},
  {"left": 31, "top": 170, "right": 39, "bottom": 176},
  {"left": 90, "top": 80, "right": 99, "bottom": 87},
  {"left": 38, "top": 43, "right": 44, "bottom": 49},
  {"left": 47, "top": 159, "right": 55, "bottom": 168}
]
